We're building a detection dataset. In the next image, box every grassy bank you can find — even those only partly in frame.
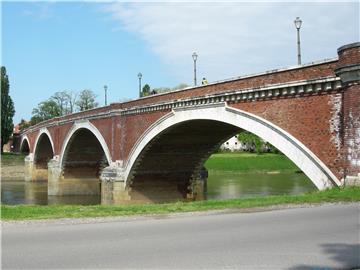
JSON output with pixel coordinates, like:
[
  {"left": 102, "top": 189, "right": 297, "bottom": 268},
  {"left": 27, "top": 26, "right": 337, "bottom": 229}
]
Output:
[
  {"left": 205, "top": 152, "right": 299, "bottom": 173},
  {"left": 1, "top": 152, "right": 25, "bottom": 166},
  {"left": 2, "top": 187, "right": 359, "bottom": 220}
]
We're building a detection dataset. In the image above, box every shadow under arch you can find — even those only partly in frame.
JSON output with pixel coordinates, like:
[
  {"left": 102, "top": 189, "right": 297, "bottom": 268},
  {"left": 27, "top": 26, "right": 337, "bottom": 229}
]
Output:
[
  {"left": 32, "top": 130, "right": 54, "bottom": 180},
  {"left": 59, "top": 121, "right": 111, "bottom": 195},
  {"left": 124, "top": 103, "right": 340, "bottom": 198}
]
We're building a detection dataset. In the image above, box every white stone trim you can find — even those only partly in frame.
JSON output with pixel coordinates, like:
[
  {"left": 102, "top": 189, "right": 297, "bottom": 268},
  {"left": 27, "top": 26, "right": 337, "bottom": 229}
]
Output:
[
  {"left": 123, "top": 103, "right": 341, "bottom": 190},
  {"left": 20, "top": 135, "right": 31, "bottom": 152},
  {"left": 33, "top": 128, "right": 55, "bottom": 157},
  {"left": 59, "top": 120, "right": 112, "bottom": 167}
]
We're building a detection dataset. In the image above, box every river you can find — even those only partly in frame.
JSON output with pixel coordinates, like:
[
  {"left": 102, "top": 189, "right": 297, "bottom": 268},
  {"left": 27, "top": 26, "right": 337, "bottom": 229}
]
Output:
[{"left": 1, "top": 170, "right": 315, "bottom": 205}]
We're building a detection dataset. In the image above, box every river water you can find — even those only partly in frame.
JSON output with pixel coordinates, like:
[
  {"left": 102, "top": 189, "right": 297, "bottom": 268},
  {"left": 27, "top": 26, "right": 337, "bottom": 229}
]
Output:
[{"left": 1, "top": 171, "right": 315, "bottom": 205}]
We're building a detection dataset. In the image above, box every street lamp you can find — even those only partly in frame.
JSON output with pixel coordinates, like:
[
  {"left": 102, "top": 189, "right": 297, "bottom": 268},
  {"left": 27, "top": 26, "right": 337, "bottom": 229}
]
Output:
[
  {"left": 138, "top": 72, "right": 142, "bottom": 98},
  {"left": 192, "top": 52, "right": 198, "bottom": 86},
  {"left": 294, "top": 17, "right": 302, "bottom": 65},
  {"left": 104, "top": 85, "right": 108, "bottom": 106}
]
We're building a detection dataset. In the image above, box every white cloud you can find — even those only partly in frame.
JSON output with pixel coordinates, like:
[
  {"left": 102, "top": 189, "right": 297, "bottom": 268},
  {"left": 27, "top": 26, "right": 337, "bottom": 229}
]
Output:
[{"left": 104, "top": 2, "right": 359, "bottom": 83}]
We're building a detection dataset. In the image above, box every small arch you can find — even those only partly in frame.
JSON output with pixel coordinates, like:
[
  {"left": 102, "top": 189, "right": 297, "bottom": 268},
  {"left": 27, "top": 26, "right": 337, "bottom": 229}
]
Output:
[
  {"left": 33, "top": 129, "right": 55, "bottom": 156},
  {"left": 33, "top": 132, "right": 54, "bottom": 170},
  {"left": 124, "top": 103, "right": 341, "bottom": 190},
  {"left": 20, "top": 136, "right": 30, "bottom": 155},
  {"left": 59, "top": 122, "right": 110, "bottom": 195},
  {"left": 59, "top": 121, "right": 112, "bottom": 166}
]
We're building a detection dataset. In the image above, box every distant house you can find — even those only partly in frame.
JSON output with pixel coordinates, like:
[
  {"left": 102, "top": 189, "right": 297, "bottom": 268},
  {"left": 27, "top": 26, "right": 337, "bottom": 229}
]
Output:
[
  {"left": 220, "top": 136, "right": 244, "bottom": 151},
  {"left": 2, "top": 124, "right": 21, "bottom": 153}
]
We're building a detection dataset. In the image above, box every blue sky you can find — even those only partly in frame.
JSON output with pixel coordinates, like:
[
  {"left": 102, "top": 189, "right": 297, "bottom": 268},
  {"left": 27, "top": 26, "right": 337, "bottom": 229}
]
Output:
[{"left": 2, "top": 1, "right": 359, "bottom": 124}]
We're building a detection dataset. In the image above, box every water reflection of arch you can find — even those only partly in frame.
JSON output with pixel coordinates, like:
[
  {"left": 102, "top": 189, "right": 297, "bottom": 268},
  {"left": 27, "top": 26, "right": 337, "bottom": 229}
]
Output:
[{"left": 124, "top": 103, "right": 341, "bottom": 191}]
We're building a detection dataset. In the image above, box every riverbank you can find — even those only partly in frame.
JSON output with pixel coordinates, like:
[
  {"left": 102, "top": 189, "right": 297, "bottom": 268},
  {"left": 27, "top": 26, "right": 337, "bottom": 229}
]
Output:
[
  {"left": 2, "top": 187, "right": 359, "bottom": 220},
  {"left": 1, "top": 153, "right": 25, "bottom": 180},
  {"left": 205, "top": 152, "right": 299, "bottom": 173}
]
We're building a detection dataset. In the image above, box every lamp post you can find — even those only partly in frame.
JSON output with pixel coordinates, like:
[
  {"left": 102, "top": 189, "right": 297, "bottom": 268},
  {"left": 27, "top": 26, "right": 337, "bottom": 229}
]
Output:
[
  {"left": 138, "top": 72, "right": 142, "bottom": 97},
  {"left": 104, "top": 85, "right": 108, "bottom": 106},
  {"left": 192, "top": 52, "right": 198, "bottom": 86},
  {"left": 294, "top": 17, "right": 302, "bottom": 65}
]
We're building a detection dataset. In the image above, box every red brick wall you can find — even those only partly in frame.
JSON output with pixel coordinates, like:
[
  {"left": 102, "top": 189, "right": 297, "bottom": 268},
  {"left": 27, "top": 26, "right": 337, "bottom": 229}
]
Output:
[
  {"left": 337, "top": 45, "right": 360, "bottom": 67},
  {"left": 343, "top": 84, "right": 360, "bottom": 176},
  {"left": 120, "top": 110, "right": 170, "bottom": 161},
  {"left": 228, "top": 92, "right": 343, "bottom": 178}
]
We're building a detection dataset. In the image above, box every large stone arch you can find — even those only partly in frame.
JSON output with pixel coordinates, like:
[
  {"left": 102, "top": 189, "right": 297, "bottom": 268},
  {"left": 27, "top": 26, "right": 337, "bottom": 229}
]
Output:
[{"left": 124, "top": 103, "right": 341, "bottom": 190}]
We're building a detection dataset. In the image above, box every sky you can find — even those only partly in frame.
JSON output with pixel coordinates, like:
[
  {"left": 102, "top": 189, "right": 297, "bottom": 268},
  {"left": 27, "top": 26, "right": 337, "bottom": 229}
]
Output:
[{"left": 2, "top": 1, "right": 359, "bottom": 124}]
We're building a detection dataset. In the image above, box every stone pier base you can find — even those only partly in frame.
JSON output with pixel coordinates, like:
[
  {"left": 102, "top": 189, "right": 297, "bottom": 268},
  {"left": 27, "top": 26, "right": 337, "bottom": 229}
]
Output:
[
  {"left": 187, "top": 167, "right": 208, "bottom": 201},
  {"left": 48, "top": 156, "right": 101, "bottom": 196},
  {"left": 344, "top": 174, "right": 360, "bottom": 187},
  {"left": 24, "top": 154, "right": 48, "bottom": 181},
  {"left": 100, "top": 163, "right": 130, "bottom": 205},
  {"left": 48, "top": 157, "right": 62, "bottom": 195}
]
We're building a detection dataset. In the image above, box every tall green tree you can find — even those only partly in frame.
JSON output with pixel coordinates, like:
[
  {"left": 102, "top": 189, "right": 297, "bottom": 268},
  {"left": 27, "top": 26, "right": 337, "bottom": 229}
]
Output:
[
  {"left": 76, "top": 89, "right": 98, "bottom": 111},
  {"left": 30, "top": 99, "right": 61, "bottom": 125},
  {"left": 141, "top": 84, "right": 151, "bottom": 97},
  {"left": 1, "top": 66, "right": 15, "bottom": 152}
]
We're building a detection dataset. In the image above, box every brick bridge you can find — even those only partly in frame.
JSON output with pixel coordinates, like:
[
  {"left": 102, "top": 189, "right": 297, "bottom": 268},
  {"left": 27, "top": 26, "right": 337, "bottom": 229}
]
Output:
[{"left": 19, "top": 42, "right": 360, "bottom": 204}]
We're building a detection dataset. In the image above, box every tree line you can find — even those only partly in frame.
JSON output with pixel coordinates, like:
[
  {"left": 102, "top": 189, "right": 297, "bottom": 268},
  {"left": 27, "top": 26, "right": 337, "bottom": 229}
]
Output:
[
  {"left": 20, "top": 89, "right": 98, "bottom": 130},
  {"left": 140, "top": 83, "right": 189, "bottom": 97}
]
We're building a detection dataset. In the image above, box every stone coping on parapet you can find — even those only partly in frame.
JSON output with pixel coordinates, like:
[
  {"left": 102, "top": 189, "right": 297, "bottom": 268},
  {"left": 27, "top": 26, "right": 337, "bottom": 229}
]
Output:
[
  {"left": 337, "top": 42, "right": 360, "bottom": 53},
  {"left": 114, "top": 57, "right": 338, "bottom": 106},
  {"left": 22, "top": 57, "right": 338, "bottom": 133},
  {"left": 22, "top": 76, "right": 341, "bottom": 132}
]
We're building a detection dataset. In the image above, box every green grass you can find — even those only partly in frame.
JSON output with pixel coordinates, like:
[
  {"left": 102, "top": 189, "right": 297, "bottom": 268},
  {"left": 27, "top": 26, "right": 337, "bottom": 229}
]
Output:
[
  {"left": 205, "top": 152, "right": 299, "bottom": 173},
  {"left": 2, "top": 187, "right": 359, "bottom": 220},
  {"left": 1, "top": 152, "right": 26, "bottom": 166}
]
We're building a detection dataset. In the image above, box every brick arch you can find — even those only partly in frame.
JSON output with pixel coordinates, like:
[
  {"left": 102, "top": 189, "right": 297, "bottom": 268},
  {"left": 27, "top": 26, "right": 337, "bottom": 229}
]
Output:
[
  {"left": 20, "top": 135, "right": 30, "bottom": 154},
  {"left": 59, "top": 120, "right": 112, "bottom": 167},
  {"left": 33, "top": 128, "right": 55, "bottom": 158},
  {"left": 124, "top": 103, "right": 341, "bottom": 190}
]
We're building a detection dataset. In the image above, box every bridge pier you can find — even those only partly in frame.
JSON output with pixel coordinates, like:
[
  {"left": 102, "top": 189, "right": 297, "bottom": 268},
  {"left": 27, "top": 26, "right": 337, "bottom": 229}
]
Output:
[
  {"left": 100, "top": 164, "right": 131, "bottom": 205},
  {"left": 336, "top": 42, "right": 360, "bottom": 186},
  {"left": 187, "top": 167, "right": 208, "bottom": 201},
  {"left": 24, "top": 154, "right": 35, "bottom": 181}
]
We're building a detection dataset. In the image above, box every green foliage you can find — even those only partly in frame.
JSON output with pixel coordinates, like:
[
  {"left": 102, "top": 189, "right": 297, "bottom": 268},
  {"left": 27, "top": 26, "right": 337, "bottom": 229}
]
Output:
[
  {"left": 237, "top": 131, "right": 263, "bottom": 154},
  {"left": 153, "top": 83, "right": 189, "bottom": 94},
  {"left": 1, "top": 152, "right": 26, "bottom": 166},
  {"left": 30, "top": 99, "right": 61, "bottom": 125},
  {"left": 141, "top": 84, "right": 151, "bottom": 97},
  {"left": 2, "top": 187, "right": 360, "bottom": 220},
  {"left": 1, "top": 66, "right": 15, "bottom": 152},
  {"left": 76, "top": 89, "right": 98, "bottom": 111},
  {"left": 18, "top": 119, "right": 31, "bottom": 131},
  {"left": 205, "top": 152, "right": 298, "bottom": 172}
]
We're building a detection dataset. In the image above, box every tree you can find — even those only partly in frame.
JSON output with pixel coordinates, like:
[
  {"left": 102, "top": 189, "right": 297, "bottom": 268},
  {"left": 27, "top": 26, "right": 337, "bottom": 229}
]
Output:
[
  {"left": 19, "top": 119, "right": 31, "bottom": 131},
  {"left": 141, "top": 84, "right": 151, "bottom": 97},
  {"left": 1, "top": 66, "right": 15, "bottom": 152},
  {"left": 66, "top": 91, "right": 78, "bottom": 114},
  {"left": 153, "top": 83, "right": 189, "bottom": 94},
  {"left": 237, "top": 131, "right": 263, "bottom": 154},
  {"left": 76, "top": 89, "right": 98, "bottom": 111},
  {"left": 52, "top": 91, "right": 78, "bottom": 115},
  {"left": 30, "top": 99, "right": 61, "bottom": 125},
  {"left": 52, "top": 91, "right": 69, "bottom": 116}
]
